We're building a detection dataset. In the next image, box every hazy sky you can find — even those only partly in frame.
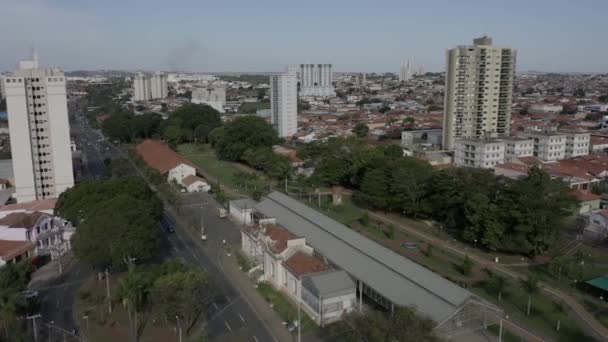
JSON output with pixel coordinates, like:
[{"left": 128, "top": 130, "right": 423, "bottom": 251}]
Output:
[{"left": 1, "top": 0, "right": 607, "bottom": 73}]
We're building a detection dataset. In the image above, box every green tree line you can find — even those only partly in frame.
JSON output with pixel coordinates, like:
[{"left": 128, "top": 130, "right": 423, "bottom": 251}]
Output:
[{"left": 301, "top": 137, "right": 578, "bottom": 256}]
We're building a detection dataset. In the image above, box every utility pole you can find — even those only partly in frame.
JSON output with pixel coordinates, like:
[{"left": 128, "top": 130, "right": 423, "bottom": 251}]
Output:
[
  {"left": 105, "top": 268, "right": 112, "bottom": 314},
  {"left": 176, "top": 315, "right": 182, "bottom": 342},
  {"left": 498, "top": 318, "right": 503, "bottom": 342},
  {"left": 297, "top": 295, "right": 301, "bottom": 342},
  {"left": 26, "top": 314, "right": 41, "bottom": 342}
]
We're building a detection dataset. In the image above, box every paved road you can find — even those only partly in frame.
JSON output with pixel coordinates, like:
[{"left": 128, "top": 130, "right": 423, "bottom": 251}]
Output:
[{"left": 161, "top": 198, "right": 277, "bottom": 342}]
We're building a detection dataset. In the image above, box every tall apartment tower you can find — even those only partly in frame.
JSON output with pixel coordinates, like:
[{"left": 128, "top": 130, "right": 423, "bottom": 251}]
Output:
[
  {"left": 399, "top": 60, "right": 412, "bottom": 82},
  {"left": 3, "top": 53, "right": 74, "bottom": 202},
  {"left": 133, "top": 72, "right": 167, "bottom": 101},
  {"left": 270, "top": 66, "right": 298, "bottom": 137},
  {"left": 442, "top": 36, "right": 516, "bottom": 150},
  {"left": 150, "top": 72, "right": 168, "bottom": 99},
  {"left": 133, "top": 73, "right": 151, "bottom": 101},
  {"left": 298, "top": 64, "right": 335, "bottom": 97}
]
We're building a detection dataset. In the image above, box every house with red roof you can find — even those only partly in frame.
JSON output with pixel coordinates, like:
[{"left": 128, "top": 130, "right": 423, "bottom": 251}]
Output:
[{"left": 135, "top": 139, "right": 199, "bottom": 187}]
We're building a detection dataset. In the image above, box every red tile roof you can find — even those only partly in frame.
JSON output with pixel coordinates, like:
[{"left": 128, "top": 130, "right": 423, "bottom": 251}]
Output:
[
  {"left": 284, "top": 251, "right": 327, "bottom": 277},
  {"left": 0, "top": 212, "right": 46, "bottom": 229},
  {"left": 135, "top": 140, "right": 195, "bottom": 175},
  {"left": 263, "top": 223, "right": 297, "bottom": 253},
  {"left": 574, "top": 191, "right": 601, "bottom": 202},
  {"left": 0, "top": 199, "right": 56, "bottom": 212},
  {"left": 0, "top": 240, "right": 35, "bottom": 261}
]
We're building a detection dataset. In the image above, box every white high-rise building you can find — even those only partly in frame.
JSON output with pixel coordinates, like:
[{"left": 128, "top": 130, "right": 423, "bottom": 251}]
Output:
[
  {"left": 133, "top": 73, "right": 151, "bottom": 101},
  {"left": 298, "top": 64, "right": 335, "bottom": 97},
  {"left": 399, "top": 60, "right": 413, "bottom": 82},
  {"left": 442, "top": 36, "right": 516, "bottom": 150},
  {"left": 270, "top": 66, "right": 298, "bottom": 137},
  {"left": 150, "top": 72, "right": 168, "bottom": 99},
  {"left": 3, "top": 53, "right": 74, "bottom": 202},
  {"left": 133, "top": 72, "right": 167, "bottom": 101},
  {"left": 191, "top": 86, "right": 226, "bottom": 113}
]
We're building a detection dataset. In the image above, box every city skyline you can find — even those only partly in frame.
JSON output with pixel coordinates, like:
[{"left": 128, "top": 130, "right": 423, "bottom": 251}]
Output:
[{"left": 2, "top": 0, "right": 607, "bottom": 73}]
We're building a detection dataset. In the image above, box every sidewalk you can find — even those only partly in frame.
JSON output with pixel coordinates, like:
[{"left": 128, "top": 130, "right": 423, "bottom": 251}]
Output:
[
  {"left": 29, "top": 252, "right": 76, "bottom": 289},
  {"left": 219, "top": 247, "right": 296, "bottom": 342}
]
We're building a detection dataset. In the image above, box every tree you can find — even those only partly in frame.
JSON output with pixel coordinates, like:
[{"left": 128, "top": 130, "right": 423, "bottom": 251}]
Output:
[
  {"left": 461, "top": 254, "right": 473, "bottom": 276},
  {"left": 161, "top": 104, "right": 222, "bottom": 144},
  {"left": 346, "top": 306, "right": 440, "bottom": 342},
  {"left": 115, "top": 268, "right": 150, "bottom": 342},
  {"left": 599, "top": 94, "right": 608, "bottom": 103},
  {"left": 353, "top": 123, "right": 369, "bottom": 138},
  {"left": 151, "top": 269, "right": 212, "bottom": 331},
  {"left": 0, "top": 261, "right": 34, "bottom": 341},
  {"left": 573, "top": 88, "right": 586, "bottom": 98},
  {"left": 57, "top": 178, "right": 162, "bottom": 270},
  {"left": 521, "top": 275, "right": 540, "bottom": 316},
  {"left": 215, "top": 116, "right": 281, "bottom": 161},
  {"left": 109, "top": 158, "right": 135, "bottom": 178},
  {"left": 485, "top": 271, "right": 508, "bottom": 301}
]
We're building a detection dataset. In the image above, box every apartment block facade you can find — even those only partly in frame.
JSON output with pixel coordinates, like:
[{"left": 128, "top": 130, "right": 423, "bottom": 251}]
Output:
[
  {"left": 133, "top": 72, "right": 167, "bottom": 101},
  {"left": 442, "top": 36, "right": 516, "bottom": 150},
  {"left": 503, "top": 137, "right": 534, "bottom": 162},
  {"left": 454, "top": 139, "right": 505, "bottom": 168},
  {"left": 270, "top": 66, "right": 298, "bottom": 137},
  {"left": 3, "top": 54, "right": 74, "bottom": 202}
]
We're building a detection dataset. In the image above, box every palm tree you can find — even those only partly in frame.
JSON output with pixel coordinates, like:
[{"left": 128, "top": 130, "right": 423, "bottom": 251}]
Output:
[
  {"left": 521, "top": 275, "right": 540, "bottom": 316},
  {"left": 115, "top": 270, "right": 150, "bottom": 342},
  {"left": 489, "top": 274, "right": 508, "bottom": 301}
]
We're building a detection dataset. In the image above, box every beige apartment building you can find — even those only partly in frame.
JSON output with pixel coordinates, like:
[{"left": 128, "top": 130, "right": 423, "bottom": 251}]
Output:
[
  {"left": 442, "top": 36, "right": 516, "bottom": 150},
  {"left": 3, "top": 53, "right": 74, "bottom": 202}
]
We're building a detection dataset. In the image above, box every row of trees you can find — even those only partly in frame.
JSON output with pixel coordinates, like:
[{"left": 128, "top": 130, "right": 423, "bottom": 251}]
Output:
[
  {"left": 113, "top": 260, "right": 212, "bottom": 342},
  {"left": 302, "top": 137, "right": 578, "bottom": 256},
  {"left": 56, "top": 177, "right": 163, "bottom": 270},
  {"left": 101, "top": 104, "right": 222, "bottom": 145},
  {"left": 211, "top": 116, "right": 291, "bottom": 179}
]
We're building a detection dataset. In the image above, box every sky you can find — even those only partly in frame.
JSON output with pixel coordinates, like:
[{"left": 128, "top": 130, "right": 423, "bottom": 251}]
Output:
[{"left": 1, "top": 0, "right": 607, "bottom": 73}]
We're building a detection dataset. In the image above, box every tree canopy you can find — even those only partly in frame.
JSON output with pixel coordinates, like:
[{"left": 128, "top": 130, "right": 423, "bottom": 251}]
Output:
[
  {"left": 304, "top": 137, "right": 578, "bottom": 256},
  {"left": 353, "top": 123, "right": 369, "bottom": 138},
  {"left": 344, "top": 306, "right": 440, "bottom": 342},
  {"left": 160, "top": 104, "right": 222, "bottom": 144},
  {"left": 56, "top": 178, "right": 162, "bottom": 269},
  {"left": 215, "top": 116, "right": 281, "bottom": 161}
]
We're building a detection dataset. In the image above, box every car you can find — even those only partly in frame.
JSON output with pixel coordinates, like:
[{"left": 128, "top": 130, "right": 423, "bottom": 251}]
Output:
[
  {"left": 401, "top": 242, "right": 418, "bottom": 249},
  {"left": 22, "top": 290, "right": 39, "bottom": 299}
]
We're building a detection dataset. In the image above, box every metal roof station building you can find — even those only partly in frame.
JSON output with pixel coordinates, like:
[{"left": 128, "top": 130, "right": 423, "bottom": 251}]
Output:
[{"left": 254, "top": 191, "right": 501, "bottom": 337}]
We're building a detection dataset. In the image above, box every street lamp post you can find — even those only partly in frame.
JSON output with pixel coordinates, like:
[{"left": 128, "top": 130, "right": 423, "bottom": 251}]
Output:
[
  {"left": 176, "top": 315, "right": 182, "bottom": 342},
  {"left": 83, "top": 315, "right": 90, "bottom": 341}
]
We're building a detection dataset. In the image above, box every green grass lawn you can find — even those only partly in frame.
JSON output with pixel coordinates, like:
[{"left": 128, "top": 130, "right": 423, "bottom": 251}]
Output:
[
  {"left": 177, "top": 144, "right": 268, "bottom": 193},
  {"left": 238, "top": 101, "right": 270, "bottom": 114},
  {"left": 296, "top": 195, "right": 364, "bottom": 226},
  {"left": 256, "top": 282, "right": 317, "bottom": 333}
]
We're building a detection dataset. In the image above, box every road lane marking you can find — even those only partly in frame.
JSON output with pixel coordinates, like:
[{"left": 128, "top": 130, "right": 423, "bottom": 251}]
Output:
[
  {"left": 238, "top": 313, "right": 245, "bottom": 323},
  {"left": 213, "top": 302, "right": 218, "bottom": 310},
  {"left": 224, "top": 320, "right": 232, "bottom": 332},
  {"left": 225, "top": 295, "right": 231, "bottom": 303},
  {"left": 253, "top": 336, "right": 259, "bottom": 342}
]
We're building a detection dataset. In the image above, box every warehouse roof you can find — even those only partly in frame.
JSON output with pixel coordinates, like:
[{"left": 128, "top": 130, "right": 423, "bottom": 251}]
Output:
[
  {"left": 255, "top": 191, "right": 474, "bottom": 322},
  {"left": 302, "top": 270, "right": 356, "bottom": 297}
]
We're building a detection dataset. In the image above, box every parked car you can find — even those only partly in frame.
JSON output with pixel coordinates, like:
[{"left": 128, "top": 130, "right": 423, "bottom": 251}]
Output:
[{"left": 401, "top": 242, "right": 418, "bottom": 249}]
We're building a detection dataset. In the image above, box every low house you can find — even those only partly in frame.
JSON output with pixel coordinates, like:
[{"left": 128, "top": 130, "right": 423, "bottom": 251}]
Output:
[
  {"left": 0, "top": 211, "right": 72, "bottom": 259},
  {"left": 181, "top": 175, "right": 210, "bottom": 193},
  {"left": 135, "top": 140, "right": 196, "bottom": 184},
  {"left": 241, "top": 220, "right": 357, "bottom": 325},
  {"left": 0, "top": 179, "right": 9, "bottom": 191},
  {"left": 0, "top": 239, "right": 35, "bottom": 267},
  {"left": 575, "top": 191, "right": 601, "bottom": 214},
  {"left": 272, "top": 145, "right": 304, "bottom": 168},
  {"left": 229, "top": 198, "right": 257, "bottom": 225}
]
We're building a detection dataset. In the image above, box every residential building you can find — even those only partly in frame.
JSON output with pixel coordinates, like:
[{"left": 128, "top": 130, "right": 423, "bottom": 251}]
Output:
[
  {"left": 564, "top": 131, "right": 590, "bottom": 158},
  {"left": 240, "top": 219, "right": 357, "bottom": 325},
  {"left": 399, "top": 60, "right": 413, "bottom": 82},
  {"left": 133, "top": 73, "right": 151, "bottom": 101},
  {"left": 503, "top": 137, "right": 534, "bottom": 162},
  {"left": 521, "top": 131, "right": 566, "bottom": 162},
  {"left": 270, "top": 66, "right": 298, "bottom": 137},
  {"left": 442, "top": 36, "right": 516, "bottom": 150},
  {"left": 150, "top": 72, "right": 168, "bottom": 99},
  {"left": 454, "top": 138, "right": 505, "bottom": 168},
  {"left": 133, "top": 72, "right": 167, "bottom": 101},
  {"left": 3, "top": 53, "right": 74, "bottom": 203},
  {"left": 191, "top": 86, "right": 226, "bottom": 113},
  {"left": 0, "top": 211, "right": 73, "bottom": 260},
  {"left": 135, "top": 140, "right": 196, "bottom": 184},
  {"left": 181, "top": 175, "right": 210, "bottom": 193},
  {"left": 0, "top": 240, "right": 35, "bottom": 267},
  {"left": 299, "top": 64, "right": 336, "bottom": 97}
]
